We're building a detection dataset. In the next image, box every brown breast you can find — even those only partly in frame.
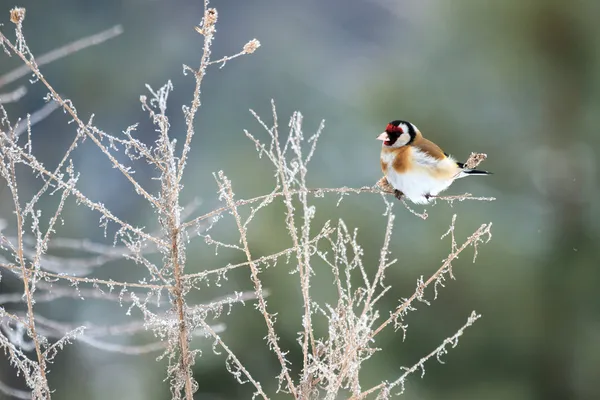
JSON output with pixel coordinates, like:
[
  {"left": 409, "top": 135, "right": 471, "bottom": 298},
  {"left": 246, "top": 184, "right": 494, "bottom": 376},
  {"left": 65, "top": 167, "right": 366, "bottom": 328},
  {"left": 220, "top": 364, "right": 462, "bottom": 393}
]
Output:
[{"left": 381, "top": 146, "right": 412, "bottom": 175}]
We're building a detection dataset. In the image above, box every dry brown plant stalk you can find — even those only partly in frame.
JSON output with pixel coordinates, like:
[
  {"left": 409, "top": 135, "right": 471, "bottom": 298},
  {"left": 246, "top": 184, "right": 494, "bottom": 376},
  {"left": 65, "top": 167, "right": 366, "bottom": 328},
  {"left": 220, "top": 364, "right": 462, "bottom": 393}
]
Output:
[{"left": 0, "top": 3, "right": 493, "bottom": 400}]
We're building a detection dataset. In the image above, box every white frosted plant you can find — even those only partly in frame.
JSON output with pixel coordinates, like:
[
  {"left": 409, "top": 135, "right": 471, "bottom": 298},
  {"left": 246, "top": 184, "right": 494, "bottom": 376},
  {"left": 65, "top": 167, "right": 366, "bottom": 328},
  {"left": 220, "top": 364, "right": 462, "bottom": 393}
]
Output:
[{"left": 0, "top": 3, "right": 493, "bottom": 400}]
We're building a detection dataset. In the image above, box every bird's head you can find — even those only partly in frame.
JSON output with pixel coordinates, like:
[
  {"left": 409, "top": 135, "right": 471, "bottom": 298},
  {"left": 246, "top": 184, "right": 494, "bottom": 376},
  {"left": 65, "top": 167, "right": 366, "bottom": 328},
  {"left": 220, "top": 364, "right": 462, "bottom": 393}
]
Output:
[{"left": 376, "top": 120, "right": 417, "bottom": 147}]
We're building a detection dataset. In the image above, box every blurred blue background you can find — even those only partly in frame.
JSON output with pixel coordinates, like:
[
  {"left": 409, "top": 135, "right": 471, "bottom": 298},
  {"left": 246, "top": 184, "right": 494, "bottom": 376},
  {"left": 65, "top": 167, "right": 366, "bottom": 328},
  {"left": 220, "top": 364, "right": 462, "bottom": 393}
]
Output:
[{"left": 1, "top": 0, "right": 600, "bottom": 399}]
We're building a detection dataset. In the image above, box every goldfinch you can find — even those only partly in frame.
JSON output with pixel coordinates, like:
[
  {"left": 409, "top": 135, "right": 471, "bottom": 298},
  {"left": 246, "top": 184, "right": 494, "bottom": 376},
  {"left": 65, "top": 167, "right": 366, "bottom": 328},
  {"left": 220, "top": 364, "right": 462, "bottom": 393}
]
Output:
[{"left": 377, "top": 120, "right": 491, "bottom": 204}]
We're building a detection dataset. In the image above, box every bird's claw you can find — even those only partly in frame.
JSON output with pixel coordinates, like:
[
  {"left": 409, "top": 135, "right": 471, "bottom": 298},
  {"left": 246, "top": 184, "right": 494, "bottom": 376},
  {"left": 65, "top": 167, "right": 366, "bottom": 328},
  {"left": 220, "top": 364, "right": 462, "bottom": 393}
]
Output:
[{"left": 394, "top": 189, "right": 404, "bottom": 201}]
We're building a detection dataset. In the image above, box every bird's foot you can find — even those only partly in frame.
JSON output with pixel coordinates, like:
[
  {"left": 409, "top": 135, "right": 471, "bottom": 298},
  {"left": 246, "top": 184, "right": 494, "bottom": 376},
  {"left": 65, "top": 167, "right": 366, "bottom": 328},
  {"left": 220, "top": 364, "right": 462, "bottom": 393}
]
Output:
[
  {"left": 394, "top": 189, "right": 404, "bottom": 201},
  {"left": 376, "top": 176, "right": 393, "bottom": 191}
]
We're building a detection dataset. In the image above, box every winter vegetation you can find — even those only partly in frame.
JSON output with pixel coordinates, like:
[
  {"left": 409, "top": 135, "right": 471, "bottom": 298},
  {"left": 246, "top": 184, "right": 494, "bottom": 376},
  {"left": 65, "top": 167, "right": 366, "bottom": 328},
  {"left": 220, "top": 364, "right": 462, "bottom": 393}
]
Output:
[{"left": 0, "top": 4, "right": 493, "bottom": 399}]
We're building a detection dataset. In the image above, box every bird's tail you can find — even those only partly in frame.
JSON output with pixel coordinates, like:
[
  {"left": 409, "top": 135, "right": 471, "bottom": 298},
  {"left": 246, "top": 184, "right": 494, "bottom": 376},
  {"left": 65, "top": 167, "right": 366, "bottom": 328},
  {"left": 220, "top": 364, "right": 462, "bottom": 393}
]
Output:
[{"left": 456, "top": 162, "right": 492, "bottom": 178}]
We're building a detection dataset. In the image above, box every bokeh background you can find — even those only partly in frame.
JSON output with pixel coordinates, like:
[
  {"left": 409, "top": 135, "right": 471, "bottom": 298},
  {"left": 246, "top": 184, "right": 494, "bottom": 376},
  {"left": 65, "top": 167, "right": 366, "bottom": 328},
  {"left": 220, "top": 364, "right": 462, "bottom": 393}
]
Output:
[{"left": 1, "top": 0, "right": 600, "bottom": 399}]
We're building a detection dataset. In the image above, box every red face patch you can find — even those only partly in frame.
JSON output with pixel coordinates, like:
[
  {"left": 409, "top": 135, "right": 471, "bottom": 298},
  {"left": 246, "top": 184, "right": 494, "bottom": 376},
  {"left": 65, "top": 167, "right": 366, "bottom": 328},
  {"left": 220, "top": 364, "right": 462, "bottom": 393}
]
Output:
[{"left": 386, "top": 123, "right": 403, "bottom": 133}]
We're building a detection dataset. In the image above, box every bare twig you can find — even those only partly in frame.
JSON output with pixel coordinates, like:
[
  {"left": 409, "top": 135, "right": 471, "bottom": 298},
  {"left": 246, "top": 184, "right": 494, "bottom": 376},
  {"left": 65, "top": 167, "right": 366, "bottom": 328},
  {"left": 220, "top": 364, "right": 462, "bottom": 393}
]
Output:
[
  {"left": 182, "top": 187, "right": 495, "bottom": 230},
  {"left": 350, "top": 311, "right": 482, "bottom": 399},
  {"left": 372, "top": 222, "right": 492, "bottom": 339},
  {"left": 0, "top": 25, "right": 123, "bottom": 88},
  {"left": 217, "top": 171, "right": 298, "bottom": 398},
  {"left": 0, "top": 4, "right": 493, "bottom": 399},
  {"left": 12, "top": 100, "right": 60, "bottom": 138},
  {"left": 201, "top": 321, "right": 268, "bottom": 399}
]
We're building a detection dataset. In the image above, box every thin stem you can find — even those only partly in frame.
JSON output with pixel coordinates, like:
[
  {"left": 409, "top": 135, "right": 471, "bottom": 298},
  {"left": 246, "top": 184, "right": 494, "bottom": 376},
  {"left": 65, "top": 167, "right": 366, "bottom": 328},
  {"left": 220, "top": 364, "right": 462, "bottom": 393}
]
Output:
[
  {"left": 171, "top": 225, "right": 195, "bottom": 400},
  {"left": 0, "top": 263, "right": 170, "bottom": 290},
  {"left": 176, "top": 3, "right": 214, "bottom": 183},
  {"left": 332, "top": 223, "right": 492, "bottom": 388},
  {"left": 218, "top": 173, "right": 298, "bottom": 398},
  {"left": 201, "top": 322, "right": 268, "bottom": 399},
  {"left": 350, "top": 312, "right": 482, "bottom": 399},
  {"left": 8, "top": 151, "right": 51, "bottom": 398},
  {"left": 0, "top": 25, "right": 123, "bottom": 88},
  {"left": 270, "top": 104, "right": 314, "bottom": 382},
  {"left": 0, "top": 33, "right": 162, "bottom": 210},
  {"left": 372, "top": 223, "right": 491, "bottom": 338},
  {"left": 182, "top": 186, "right": 495, "bottom": 229},
  {"left": 183, "top": 227, "right": 332, "bottom": 282}
]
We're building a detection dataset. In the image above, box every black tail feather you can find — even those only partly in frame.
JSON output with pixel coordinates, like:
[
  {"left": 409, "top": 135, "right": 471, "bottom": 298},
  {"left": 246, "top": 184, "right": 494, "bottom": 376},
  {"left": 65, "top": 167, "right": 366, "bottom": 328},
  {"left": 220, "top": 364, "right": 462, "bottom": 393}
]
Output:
[
  {"left": 464, "top": 169, "right": 492, "bottom": 175},
  {"left": 457, "top": 162, "right": 492, "bottom": 175}
]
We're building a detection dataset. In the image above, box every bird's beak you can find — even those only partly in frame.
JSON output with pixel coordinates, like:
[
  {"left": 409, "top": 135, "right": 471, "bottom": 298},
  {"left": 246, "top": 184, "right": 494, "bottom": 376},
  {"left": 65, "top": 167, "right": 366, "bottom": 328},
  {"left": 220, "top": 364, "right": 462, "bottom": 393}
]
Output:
[{"left": 376, "top": 132, "right": 389, "bottom": 141}]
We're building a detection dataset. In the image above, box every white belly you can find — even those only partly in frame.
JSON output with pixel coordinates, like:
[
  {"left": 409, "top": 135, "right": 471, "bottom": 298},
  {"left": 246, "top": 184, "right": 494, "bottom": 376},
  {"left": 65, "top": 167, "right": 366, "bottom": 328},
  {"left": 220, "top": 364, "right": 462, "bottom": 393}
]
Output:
[{"left": 386, "top": 168, "right": 454, "bottom": 204}]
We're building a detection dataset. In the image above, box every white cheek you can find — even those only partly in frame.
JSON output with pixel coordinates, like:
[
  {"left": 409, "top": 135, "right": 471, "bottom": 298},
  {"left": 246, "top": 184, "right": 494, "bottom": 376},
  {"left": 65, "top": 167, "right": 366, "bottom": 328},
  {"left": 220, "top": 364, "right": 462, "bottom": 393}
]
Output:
[{"left": 391, "top": 132, "right": 411, "bottom": 147}]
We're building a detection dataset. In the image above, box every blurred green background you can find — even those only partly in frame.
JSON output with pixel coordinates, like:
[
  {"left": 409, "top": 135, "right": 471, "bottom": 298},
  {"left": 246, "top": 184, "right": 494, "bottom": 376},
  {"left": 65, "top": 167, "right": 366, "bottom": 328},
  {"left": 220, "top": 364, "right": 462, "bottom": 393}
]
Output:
[{"left": 1, "top": 0, "right": 600, "bottom": 399}]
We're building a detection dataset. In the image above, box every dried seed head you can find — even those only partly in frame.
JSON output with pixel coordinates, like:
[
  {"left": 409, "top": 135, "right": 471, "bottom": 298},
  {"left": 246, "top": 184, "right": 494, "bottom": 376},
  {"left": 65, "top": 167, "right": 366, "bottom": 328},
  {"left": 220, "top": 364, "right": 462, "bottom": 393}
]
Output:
[
  {"left": 205, "top": 8, "right": 218, "bottom": 28},
  {"left": 196, "top": 8, "right": 218, "bottom": 36},
  {"left": 243, "top": 39, "right": 261, "bottom": 54},
  {"left": 10, "top": 7, "right": 26, "bottom": 24},
  {"left": 465, "top": 152, "right": 487, "bottom": 169}
]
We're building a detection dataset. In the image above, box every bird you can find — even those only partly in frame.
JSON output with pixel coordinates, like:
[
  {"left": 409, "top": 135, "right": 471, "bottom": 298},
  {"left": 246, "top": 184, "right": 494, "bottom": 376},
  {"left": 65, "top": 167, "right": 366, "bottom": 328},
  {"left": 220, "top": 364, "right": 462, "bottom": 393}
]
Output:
[{"left": 377, "top": 120, "right": 491, "bottom": 204}]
